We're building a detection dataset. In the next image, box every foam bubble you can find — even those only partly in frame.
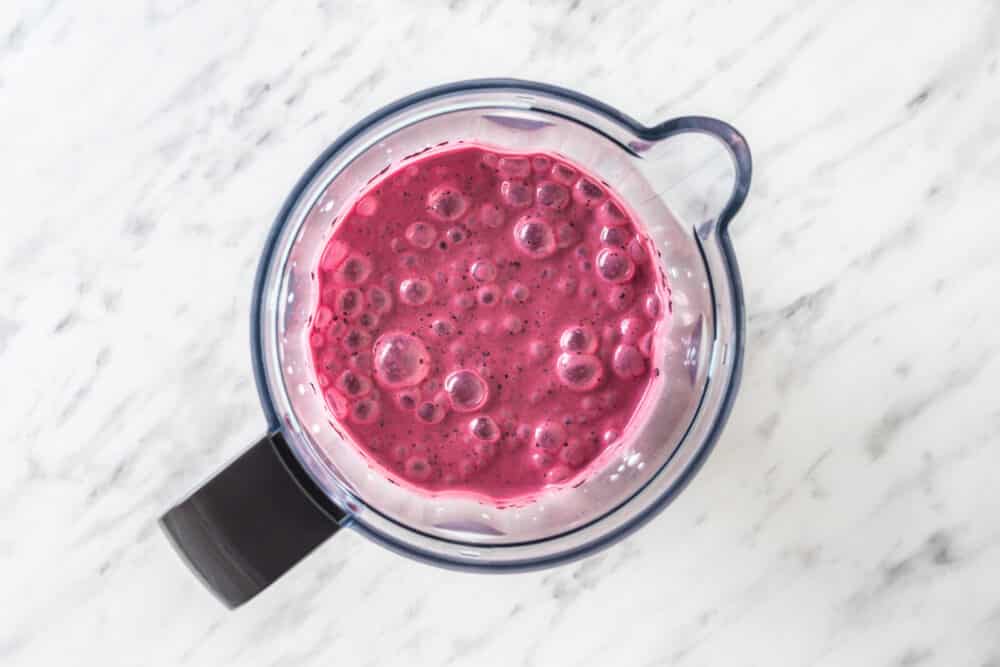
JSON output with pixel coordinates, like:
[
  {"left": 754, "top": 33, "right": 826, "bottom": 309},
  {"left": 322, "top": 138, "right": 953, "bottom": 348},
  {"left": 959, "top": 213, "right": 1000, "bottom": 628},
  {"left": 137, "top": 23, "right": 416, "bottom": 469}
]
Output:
[
  {"left": 342, "top": 328, "right": 372, "bottom": 352},
  {"left": 559, "top": 325, "right": 599, "bottom": 353},
  {"left": 349, "top": 397, "right": 380, "bottom": 424},
  {"left": 609, "top": 285, "right": 636, "bottom": 311},
  {"left": 373, "top": 332, "right": 431, "bottom": 388},
  {"left": 366, "top": 286, "right": 392, "bottom": 314},
  {"left": 551, "top": 162, "right": 577, "bottom": 185},
  {"left": 470, "top": 260, "right": 497, "bottom": 282},
  {"left": 537, "top": 181, "right": 570, "bottom": 210},
  {"left": 498, "top": 156, "right": 530, "bottom": 178},
  {"left": 320, "top": 240, "right": 349, "bottom": 271},
  {"left": 643, "top": 293, "right": 661, "bottom": 319},
  {"left": 426, "top": 185, "right": 468, "bottom": 221},
  {"left": 556, "top": 352, "right": 604, "bottom": 391},
  {"left": 619, "top": 317, "right": 645, "bottom": 342},
  {"left": 399, "top": 277, "right": 433, "bottom": 305},
  {"left": 405, "top": 221, "right": 436, "bottom": 249},
  {"left": 323, "top": 388, "right": 349, "bottom": 419},
  {"left": 479, "top": 202, "right": 504, "bottom": 229},
  {"left": 336, "top": 369, "right": 372, "bottom": 397},
  {"left": 415, "top": 400, "right": 446, "bottom": 424},
  {"left": 500, "top": 180, "right": 533, "bottom": 207},
  {"left": 431, "top": 318, "right": 454, "bottom": 337},
  {"left": 513, "top": 215, "right": 557, "bottom": 258},
  {"left": 336, "top": 254, "right": 373, "bottom": 285},
  {"left": 596, "top": 200, "right": 627, "bottom": 226},
  {"left": 445, "top": 226, "right": 467, "bottom": 244},
  {"left": 444, "top": 369, "right": 489, "bottom": 412},
  {"left": 639, "top": 331, "right": 653, "bottom": 357},
  {"left": 534, "top": 420, "right": 567, "bottom": 450},
  {"left": 355, "top": 195, "right": 379, "bottom": 217},
  {"left": 509, "top": 283, "right": 530, "bottom": 303},
  {"left": 309, "top": 332, "right": 324, "bottom": 348},
  {"left": 358, "top": 311, "right": 381, "bottom": 331},
  {"left": 335, "top": 288, "right": 363, "bottom": 320},
  {"left": 477, "top": 284, "right": 500, "bottom": 306},
  {"left": 502, "top": 315, "right": 524, "bottom": 334},
  {"left": 469, "top": 416, "right": 501, "bottom": 442},
  {"left": 612, "top": 344, "right": 646, "bottom": 378},
  {"left": 531, "top": 155, "right": 551, "bottom": 173},
  {"left": 572, "top": 177, "right": 605, "bottom": 206},
  {"left": 600, "top": 226, "right": 628, "bottom": 247},
  {"left": 405, "top": 456, "right": 433, "bottom": 481},
  {"left": 396, "top": 389, "right": 419, "bottom": 410},
  {"left": 596, "top": 248, "right": 635, "bottom": 284}
]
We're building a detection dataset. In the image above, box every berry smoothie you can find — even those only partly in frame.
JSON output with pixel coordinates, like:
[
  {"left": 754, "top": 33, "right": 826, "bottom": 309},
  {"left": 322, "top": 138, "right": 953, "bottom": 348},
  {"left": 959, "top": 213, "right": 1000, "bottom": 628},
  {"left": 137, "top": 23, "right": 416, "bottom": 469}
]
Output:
[{"left": 309, "top": 145, "right": 668, "bottom": 502}]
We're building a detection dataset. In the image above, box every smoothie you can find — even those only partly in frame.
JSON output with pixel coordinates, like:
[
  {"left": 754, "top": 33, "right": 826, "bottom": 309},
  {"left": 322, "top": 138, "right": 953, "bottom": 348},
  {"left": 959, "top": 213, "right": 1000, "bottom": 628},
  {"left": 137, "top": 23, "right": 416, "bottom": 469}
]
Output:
[{"left": 309, "top": 145, "right": 668, "bottom": 501}]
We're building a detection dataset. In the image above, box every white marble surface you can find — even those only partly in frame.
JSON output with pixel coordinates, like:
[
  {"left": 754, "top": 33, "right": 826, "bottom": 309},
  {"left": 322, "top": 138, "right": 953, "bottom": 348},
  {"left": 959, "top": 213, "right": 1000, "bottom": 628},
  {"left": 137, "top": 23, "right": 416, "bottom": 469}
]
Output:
[{"left": 3, "top": 1, "right": 1000, "bottom": 665}]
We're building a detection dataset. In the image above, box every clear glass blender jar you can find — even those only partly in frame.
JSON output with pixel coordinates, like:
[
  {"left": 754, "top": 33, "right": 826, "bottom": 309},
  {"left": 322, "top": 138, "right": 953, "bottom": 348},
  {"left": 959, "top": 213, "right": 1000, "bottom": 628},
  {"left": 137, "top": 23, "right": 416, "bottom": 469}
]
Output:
[{"left": 160, "top": 79, "right": 752, "bottom": 607}]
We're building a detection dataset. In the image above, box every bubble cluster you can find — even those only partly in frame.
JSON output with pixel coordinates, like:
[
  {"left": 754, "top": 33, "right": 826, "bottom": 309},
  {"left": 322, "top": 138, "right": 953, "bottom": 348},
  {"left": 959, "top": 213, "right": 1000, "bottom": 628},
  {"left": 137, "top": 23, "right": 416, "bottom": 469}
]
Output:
[
  {"left": 444, "top": 369, "right": 489, "bottom": 412},
  {"left": 556, "top": 352, "right": 604, "bottom": 391},
  {"left": 373, "top": 332, "right": 430, "bottom": 388},
  {"left": 513, "top": 215, "right": 556, "bottom": 258}
]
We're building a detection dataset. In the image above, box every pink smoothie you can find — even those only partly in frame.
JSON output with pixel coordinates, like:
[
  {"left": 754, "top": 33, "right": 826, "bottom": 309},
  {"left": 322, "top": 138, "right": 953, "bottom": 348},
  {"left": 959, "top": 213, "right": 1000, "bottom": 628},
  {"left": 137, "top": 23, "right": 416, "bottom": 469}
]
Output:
[{"left": 309, "top": 145, "right": 668, "bottom": 502}]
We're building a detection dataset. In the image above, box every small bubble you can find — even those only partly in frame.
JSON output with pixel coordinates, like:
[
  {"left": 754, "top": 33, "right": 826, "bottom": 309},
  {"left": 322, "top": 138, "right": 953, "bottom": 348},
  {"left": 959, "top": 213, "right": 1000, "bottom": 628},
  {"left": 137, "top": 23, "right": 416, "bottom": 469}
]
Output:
[
  {"left": 573, "top": 178, "right": 605, "bottom": 206},
  {"left": 643, "top": 293, "right": 661, "bottom": 319},
  {"left": 469, "top": 415, "right": 501, "bottom": 442},
  {"left": 405, "top": 456, "right": 432, "bottom": 481},
  {"left": 479, "top": 202, "right": 504, "bottom": 228},
  {"left": 559, "top": 325, "right": 598, "bottom": 353},
  {"left": 349, "top": 397, "right": 380, "bottom": 424},
  {"left": 513, "top": 215, "right": 557, "bottom": 258},
  {"left": 619, "top": 317, "right": 645, "bottom": 342},
  {"left": 600, "top": 226, "right": 629, "bottom": 247},
  {"left": 477, "top": 284, "right": 500, "bottom": 306},
  {"left": 396, "top": 388, "right": 419, "bottom": 410},
  {"left": 531, "top": 155, "right": 551, "bottom": 173},
  {"left": 596, "top": 200, "right": 627, "bottom": 226},
  {"left": 390, "top": 238, "right": 406, "bottom": 253},
  {"left": 557, "top": 276, "right": 578, "bottom": 296},
  {"left": 502, "top": 315, "right": 524, "bottom": 334},
  {"left": 444, "top": 369, "right": 489, "bottom": 412},
  {"left": 445, "top": 226, "right": 467, "bottom": 244},
  {"left": 336, "top": 369, "right": 372, "bottom": 397},
  {"left": 405, "top": 221, "right": 437, "bottom": 249},
  {"left": 528, "top": 340, "right": 551, "bottom": 362},
  {"left": 556, "top": 352, "right": 604, "bottom": 391},
  {"left": 415, "top": 400, "right": 446, "bottom": 424},
  {"left": 372, "top": 332, "right": 431, "bottom": 388},
  {"left": 342, "top": 327, "right": 372, "bottom": 352},
  {"left": 555, "top": 222, "right": 579, "bottom": 249},
  {"left": 426, "top": 185, "right": 468, "bottom": 221},
  {"left": 431, "top": 318, "right": 454, "bottom": 337},
  {"left": 595, "top": 248, "right": 635, "bottom": 283},
  {"left": 355, "top": 195, "right": 379, "bottom": 217},
  {"left": 536, "top": 181, "right": 569, "bottom": 210},
  {"left": 323, "top": 388, "right": 349, "bottom": 419},
  {"left": 335, "top": 254, "right": 373, "bottom": 285},
  {"left": 509, "top": 283, "right": 530, "bottom": 303},
  {"left": 628, "top": 237, "right": 648, "bottom": 263},
  {"left": 609, "top": 285, "right": 636, "bottom": 311},
  {"left": 530, "top": 451, "right": 555, "bottom": 468},
  {"left": 358, "top": 311, "right": 381, "bottom": 331},
  {"left": 500, "top": 180, "right": 533, "bottom": 207},
  {"left": 602, "top": 429, "right": 620, "bottom": 446},
  {"left": 498, "top": 156, "right": 530, "bottom": 178},
  {"left": 320, "top": 240, "right": 349, "bottom": 271},
  {"left": 477, "top": 319, "right": 495, "bottom": 336},
  {"left": 470, "top": 260, "right": 497, "bottom": 282},
  {"left": 452, "top": 292, "right": 476, "bottom": 311},
  {"left": 561, "top": 437, "right": 596, "bottom": 468},
  {"left": 612, "top": 344, "right": 646, "bottom": 378},
  {"left": 309, "top": 331, "right": 325, "bottom": 348},
  {"left": 544, "top": 465, "right": 572, "bottom": 483},
  {"left": 366, "top": 286, "right": 392, "bottom": 314},
  {"left": 551, "top": 162, "right": 577, "bottom": 185},
  {"left": 399, "top": 277, "right": 433, "bottom": 305},
  {"left": 534, "top": 421, "right": 567, "bottom": 450},
  {"left": 639, "top": 331, "right": 654, "bottom": 357}
]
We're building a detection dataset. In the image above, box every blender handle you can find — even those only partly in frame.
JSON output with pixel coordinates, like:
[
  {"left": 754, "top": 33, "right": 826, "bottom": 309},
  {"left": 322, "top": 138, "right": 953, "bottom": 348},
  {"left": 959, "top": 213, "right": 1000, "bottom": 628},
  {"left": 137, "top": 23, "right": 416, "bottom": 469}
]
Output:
[
  {"left": 646, "top": 116, "right": 753, "bottom": 235},
  {"left": 159, "top": 432, "right": 344, "bottom": 608}
]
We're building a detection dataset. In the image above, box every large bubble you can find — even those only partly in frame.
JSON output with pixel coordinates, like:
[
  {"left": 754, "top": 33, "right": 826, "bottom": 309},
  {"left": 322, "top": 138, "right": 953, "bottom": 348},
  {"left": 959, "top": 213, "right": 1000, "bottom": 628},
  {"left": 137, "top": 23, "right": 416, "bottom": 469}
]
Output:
[
  {"left": 595, "top": 248, "right": 636, "bottom": 284},
  {"left": 373, "top": 332, "right": 431, "bottom": 389},
  {"left": 513, "top": 215, "right": 557, "bottom": 259},
  {"left": 555, "top": 352, "right": 604, "bottom": 391},
  {"left": 444, "top": 369, "right": 489, "bottom": 412}
]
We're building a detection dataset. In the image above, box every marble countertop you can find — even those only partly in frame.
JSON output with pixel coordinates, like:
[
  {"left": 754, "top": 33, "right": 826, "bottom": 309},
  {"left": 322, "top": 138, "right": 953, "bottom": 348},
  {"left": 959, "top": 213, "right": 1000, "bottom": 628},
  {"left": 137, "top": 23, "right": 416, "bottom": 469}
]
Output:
[{"left": 4, "top": 1, "right": 1000, "bottom": 665}]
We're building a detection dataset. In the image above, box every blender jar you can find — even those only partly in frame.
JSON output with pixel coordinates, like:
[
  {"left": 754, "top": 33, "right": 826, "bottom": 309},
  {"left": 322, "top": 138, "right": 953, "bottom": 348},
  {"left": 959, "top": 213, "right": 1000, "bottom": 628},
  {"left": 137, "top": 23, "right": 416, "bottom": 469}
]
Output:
[{"left": 160, "top": 79, "right": 752, "bottom": 607}]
